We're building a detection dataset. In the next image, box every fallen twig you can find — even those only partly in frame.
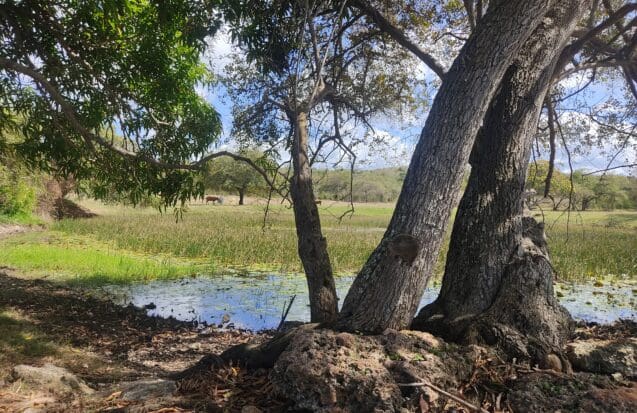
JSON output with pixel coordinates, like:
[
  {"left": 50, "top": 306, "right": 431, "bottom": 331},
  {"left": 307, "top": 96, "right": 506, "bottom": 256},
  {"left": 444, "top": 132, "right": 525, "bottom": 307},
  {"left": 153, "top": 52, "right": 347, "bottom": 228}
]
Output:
[
  {"left": 397, "top": 380, "right": 489, "bottom": 413},
  {"left": 277, "top": 294, "right": 296, "bottom": 331}
]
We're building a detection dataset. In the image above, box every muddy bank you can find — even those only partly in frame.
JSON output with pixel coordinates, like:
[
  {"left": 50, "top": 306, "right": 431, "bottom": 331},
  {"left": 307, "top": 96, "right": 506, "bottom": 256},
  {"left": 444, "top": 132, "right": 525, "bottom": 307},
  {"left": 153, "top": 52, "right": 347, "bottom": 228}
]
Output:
[{"left": 0, "top": 272, "right": 272, "bottom": 411}]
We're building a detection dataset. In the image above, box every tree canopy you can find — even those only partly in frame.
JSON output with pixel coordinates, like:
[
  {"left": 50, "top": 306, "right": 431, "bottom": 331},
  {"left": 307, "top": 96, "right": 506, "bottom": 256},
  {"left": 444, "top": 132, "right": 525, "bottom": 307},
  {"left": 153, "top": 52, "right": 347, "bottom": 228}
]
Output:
[{"left": 0, "top": 0, "right": 222, "bottom": 207}]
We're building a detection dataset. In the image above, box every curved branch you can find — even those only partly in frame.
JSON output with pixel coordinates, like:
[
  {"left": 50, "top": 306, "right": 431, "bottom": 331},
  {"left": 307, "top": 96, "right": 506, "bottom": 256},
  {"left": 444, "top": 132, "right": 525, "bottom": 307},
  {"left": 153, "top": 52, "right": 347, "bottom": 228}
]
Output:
[{"left": 0, "top": 57, "right": 291, "bottom": 200}]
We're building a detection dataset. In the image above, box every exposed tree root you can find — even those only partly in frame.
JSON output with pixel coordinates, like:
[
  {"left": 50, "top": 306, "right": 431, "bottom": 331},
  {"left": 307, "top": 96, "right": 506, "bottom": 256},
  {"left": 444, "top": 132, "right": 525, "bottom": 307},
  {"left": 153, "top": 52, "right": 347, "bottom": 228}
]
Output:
[{"left": 171, "top": 324, "right": 318, "bottom": 381}]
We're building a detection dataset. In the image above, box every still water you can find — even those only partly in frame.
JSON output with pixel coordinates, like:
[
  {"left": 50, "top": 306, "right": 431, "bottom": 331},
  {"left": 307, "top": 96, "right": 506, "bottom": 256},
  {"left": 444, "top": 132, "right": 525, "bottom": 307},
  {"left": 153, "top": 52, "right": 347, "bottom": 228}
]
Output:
[{"left": 100, "top": 273, "right": 637, "bottom": 331}]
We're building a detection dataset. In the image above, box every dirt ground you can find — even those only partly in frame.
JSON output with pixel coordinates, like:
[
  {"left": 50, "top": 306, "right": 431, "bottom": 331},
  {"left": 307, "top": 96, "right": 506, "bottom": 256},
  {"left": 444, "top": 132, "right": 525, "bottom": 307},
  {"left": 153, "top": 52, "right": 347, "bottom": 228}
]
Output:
[
  {"left": 0, "top": 271, "right": 283, "bottom": 412},
  {"left": 1, "top": 270, "right": 635, "bottom": 413}
]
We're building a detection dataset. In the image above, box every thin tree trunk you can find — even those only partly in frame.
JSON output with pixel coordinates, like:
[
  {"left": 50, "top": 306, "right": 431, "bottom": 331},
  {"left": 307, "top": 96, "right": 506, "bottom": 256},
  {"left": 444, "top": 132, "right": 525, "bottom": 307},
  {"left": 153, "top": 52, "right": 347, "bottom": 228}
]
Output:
[
  {"left": 238, "top": 188, "right": 245, "bottom": 205},
  {"left": 544, "top": 98, "right": 558, "bottom": 198},
  {"left": 413, "top": 0, "right": 590, "bottom": 364},
  {"left": 337, "top": 0, "right": 557, "bottom": 333},
  {"left": 290, "top": 111, "right": 338, "bottom": 323}
]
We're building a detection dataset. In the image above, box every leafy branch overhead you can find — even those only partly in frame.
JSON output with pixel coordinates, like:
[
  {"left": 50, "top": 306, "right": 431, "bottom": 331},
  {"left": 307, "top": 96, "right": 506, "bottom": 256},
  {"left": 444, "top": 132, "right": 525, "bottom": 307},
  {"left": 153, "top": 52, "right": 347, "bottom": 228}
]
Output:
[{"left": 0, "top": 0, "right": 223, "bottom": 206}]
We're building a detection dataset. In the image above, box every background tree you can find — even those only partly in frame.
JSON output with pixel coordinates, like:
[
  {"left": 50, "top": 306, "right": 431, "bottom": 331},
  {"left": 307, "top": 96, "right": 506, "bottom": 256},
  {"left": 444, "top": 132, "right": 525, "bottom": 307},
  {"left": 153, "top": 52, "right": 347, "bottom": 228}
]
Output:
[
  {"left": 527, "top": 160, "right": 578, "bottom": 210},
  {"left": 222, "top": 0, "right": 419, "bottom": 322},
  {"left": 203, "top": 149, "right": 273, "bottom": 205}
]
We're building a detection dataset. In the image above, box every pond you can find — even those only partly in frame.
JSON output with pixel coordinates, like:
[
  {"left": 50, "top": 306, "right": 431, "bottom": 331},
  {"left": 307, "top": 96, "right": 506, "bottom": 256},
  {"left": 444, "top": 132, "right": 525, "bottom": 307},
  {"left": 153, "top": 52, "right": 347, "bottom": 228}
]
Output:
[{"left": 99, "top": 273, "right": 637, "bottom": 331}]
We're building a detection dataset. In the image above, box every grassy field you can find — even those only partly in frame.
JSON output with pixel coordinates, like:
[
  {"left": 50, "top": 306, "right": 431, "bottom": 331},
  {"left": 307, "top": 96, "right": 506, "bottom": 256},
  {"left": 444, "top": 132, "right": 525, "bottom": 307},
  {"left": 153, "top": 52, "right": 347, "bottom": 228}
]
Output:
[{"left": 1, "top": 198, "right": 635, "bottom": 284}]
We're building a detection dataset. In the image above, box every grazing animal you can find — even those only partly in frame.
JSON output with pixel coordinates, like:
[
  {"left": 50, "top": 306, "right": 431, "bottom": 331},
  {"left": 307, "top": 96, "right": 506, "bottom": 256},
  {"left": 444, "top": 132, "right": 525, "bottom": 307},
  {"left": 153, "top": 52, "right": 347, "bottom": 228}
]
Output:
[
  {"left": 205, "top": 195, "right": 223, "bottom": 205},
  {"left": 315, "top": 200, "right": 322, "bottom": 205},
  {"left": 387, "top": 233, "right": 419, "bottom": 265}
]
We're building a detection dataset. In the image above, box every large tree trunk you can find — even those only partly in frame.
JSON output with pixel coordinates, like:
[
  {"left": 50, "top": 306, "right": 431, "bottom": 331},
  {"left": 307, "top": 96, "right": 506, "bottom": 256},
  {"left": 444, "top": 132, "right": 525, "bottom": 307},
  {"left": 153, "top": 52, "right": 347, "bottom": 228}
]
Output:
[
  {"left": 413, "top": 0, "right": 591, "bottom": 364},
  {"left": 336, "top": 0, "right": 557, "bottom": 333},
  {"left": 290, "top": 111, "right": 339, "bottom": 323}
]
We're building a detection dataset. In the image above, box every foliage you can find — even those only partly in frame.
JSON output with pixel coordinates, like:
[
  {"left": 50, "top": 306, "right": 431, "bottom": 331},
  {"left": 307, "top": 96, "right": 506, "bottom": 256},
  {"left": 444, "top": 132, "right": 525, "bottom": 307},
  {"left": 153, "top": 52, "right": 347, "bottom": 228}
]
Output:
[
  {"left": 203, "top": 149, "right": 274, "bottom": 202},
  {"left": 221, "top": 1, "right": 422, "bottom": 168},
  {"left": 527, "top": 161, "right": 637, "bottom": 210},
  {"left": 314, "top": 167, "right": 405, "bottom": 202},
  {"left": 0, "top": 164, "right": 36, "bottom": 217},
  {"left": 0, "top": 0, "right": 222, "bottom": 208}
]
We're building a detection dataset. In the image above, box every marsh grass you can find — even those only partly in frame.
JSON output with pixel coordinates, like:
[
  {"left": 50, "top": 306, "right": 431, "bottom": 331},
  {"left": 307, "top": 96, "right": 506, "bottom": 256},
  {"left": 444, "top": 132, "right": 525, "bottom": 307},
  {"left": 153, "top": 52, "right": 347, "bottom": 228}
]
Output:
[{"left": 2, "top": 199, "right": 635, "bottom": 283}]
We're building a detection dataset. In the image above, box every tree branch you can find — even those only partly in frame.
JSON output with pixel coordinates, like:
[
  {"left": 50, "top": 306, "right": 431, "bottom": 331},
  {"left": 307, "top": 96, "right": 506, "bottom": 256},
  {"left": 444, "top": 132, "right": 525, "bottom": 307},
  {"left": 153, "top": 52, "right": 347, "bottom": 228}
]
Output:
[
  {"left": 0, "top": 57, "right": 291, "bottom": 201},
  {"left": 582, "top": 163, "right": 637, "bottom": 175},
  {"left": 349, "top": 0, "right": 446, "bottom": 79},
  {"left": 463, "top": 0, "right": 476, "bottom": 31},
  {"left": 556, "top": 2, "right": 637, "bottom": 72},
  {"left": 544, "top": 98, "right": 558, "bottom": 198}
]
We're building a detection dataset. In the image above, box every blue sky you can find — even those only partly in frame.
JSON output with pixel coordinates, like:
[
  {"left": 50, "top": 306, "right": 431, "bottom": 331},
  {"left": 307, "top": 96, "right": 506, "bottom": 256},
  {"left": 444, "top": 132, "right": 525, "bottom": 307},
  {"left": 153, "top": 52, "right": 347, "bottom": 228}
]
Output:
[{"left": 201, "top": 32, "right": 636, "bottom": 176}]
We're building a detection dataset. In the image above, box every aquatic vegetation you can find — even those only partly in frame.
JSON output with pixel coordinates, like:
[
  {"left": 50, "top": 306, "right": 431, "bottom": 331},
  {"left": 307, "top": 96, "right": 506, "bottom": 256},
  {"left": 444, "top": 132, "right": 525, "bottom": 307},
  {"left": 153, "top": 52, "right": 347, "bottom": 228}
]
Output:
[{"left": 51, "top": 201, "right": 637, "bottom": 281}]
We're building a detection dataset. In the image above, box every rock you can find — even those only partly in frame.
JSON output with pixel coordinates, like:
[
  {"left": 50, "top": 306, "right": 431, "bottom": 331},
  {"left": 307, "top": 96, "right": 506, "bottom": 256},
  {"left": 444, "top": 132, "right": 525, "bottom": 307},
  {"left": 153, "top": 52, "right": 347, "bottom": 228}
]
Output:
[
  {"left": 241, "top": 406, "right": 263, "bottom": 413},
  {"left": 508, "top": 372, "right": 637, "bottom": 413},
  {"left": 542, "top": 353, "right": 563, "bottom": 372},
  {"left": 116, "top": 379, "right": 177, "bottom": 401},
  {"left": 335, "top": 332, "right": 355, "bottom": 348},
  {"left": 567, "top": 338, "right": 637, "bottom": 378},
  {"left": 271, "top": 329, "right": 403, "bottom": 412},
  {"left": 270, "top": 328, "right": 477, "bottom": 412},
  {"left": 11, "top": 364, "right": 93, "bottom": 396}
]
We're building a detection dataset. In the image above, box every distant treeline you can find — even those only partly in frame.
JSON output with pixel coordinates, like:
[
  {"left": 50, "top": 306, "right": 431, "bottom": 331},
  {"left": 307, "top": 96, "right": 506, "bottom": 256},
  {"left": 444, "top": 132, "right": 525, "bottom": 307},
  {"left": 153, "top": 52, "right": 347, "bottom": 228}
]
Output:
[
  {"left": 527, "top": 161, "right": 637, "bottom": 211},
  {"left": 311, "top": 164, "right": 637, "bottom": 210},
  {"left": 313, "top": 167, "right": 406, "bottom": 203}
]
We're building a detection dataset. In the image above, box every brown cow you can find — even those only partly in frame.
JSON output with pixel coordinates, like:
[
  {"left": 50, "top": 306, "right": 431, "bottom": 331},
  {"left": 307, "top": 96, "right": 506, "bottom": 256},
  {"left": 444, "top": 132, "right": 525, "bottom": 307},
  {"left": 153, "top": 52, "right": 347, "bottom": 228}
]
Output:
[{"left": 205, "top": 195, "right": 224, "bottom": 205}]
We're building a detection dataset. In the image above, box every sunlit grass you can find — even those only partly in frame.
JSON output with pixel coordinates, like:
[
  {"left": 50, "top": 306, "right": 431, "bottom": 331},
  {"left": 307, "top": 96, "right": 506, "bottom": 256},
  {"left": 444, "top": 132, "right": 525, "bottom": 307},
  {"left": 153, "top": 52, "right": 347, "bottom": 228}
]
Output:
[
  {"left": 0, "top": 232, "right": 213, "bottom": 285},
  {"left": 537, "top": 210, "right": 637, "bottom": 280},
  {"left": 0, "top": 211, "right": 43, "bottom": 226}
]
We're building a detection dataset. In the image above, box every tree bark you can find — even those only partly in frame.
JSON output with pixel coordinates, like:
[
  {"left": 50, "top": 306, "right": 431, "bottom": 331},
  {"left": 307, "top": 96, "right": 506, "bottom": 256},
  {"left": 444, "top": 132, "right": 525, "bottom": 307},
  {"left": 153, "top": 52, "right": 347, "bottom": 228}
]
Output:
[
  {"left": 290, "top": 111, "right": 339, "bottom": 323},
  {"left": 238, "top": 188, "right": 245, "bottom": 205},
  {"left": 412, "top": 0, "right": 591, "bottom": 363},
  {"left": 337, "top": 0, "right": 557, "bottom": 333}
]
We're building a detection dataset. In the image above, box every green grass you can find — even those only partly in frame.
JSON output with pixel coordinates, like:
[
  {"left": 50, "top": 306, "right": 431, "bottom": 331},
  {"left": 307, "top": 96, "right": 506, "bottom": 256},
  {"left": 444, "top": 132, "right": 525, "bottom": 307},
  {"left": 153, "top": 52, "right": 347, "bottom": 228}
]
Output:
[
  {"left": 0, "top": 211, "right": 43, "bottom": 226},
  {"left": 2, "top": 199, "right": 635, "bottom": 283},
  {"left": 51, "top": 202, "right": 391, "bottom": 276},
  {"left": 0, "top": 231, "right": 213, "bottom": 285},
  {"left": 537, "top": 210, "right": 637, "bottom": 279}
]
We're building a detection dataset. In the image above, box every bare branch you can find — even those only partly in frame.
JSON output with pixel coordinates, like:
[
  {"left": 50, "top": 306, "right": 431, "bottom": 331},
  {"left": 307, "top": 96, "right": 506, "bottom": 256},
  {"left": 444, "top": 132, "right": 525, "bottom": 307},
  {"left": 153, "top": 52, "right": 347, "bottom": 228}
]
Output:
[
  {"left": 463, "top": 0, "right": 476, "bottom": 30},
  {"left": 556, "top": 2, "right": 637, "bottom": 73},
  {"left": 602, "top": 0, "right": 632, "bottom": 43},
  {"left": 582, "top": 163, "right": 637, "bottom": 175}
]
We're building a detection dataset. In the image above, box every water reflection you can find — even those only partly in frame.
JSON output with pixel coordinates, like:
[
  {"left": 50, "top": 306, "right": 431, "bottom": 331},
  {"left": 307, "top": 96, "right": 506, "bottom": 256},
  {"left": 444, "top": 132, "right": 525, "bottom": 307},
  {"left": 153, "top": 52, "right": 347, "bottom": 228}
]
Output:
[{"left": 100, "top": 274, "right": 636, "bottom": 331}]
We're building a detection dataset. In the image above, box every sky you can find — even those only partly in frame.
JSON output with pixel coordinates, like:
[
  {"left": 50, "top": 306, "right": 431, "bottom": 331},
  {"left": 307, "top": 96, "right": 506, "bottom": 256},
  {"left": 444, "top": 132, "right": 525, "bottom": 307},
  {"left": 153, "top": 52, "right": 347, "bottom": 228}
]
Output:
[{"left": 200, "top": 29, "right": 636, "bottom": 177}]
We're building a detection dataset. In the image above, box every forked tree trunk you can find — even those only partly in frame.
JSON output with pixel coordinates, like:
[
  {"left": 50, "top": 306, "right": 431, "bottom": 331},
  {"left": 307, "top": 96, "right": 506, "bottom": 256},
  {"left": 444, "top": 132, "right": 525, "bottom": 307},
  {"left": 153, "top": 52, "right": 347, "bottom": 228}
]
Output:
[
  {"left": 290, "top": 111, "right": 339, "bottom": 323},
  {"left": 336, "top": 0, "right": 557, "bottom": 333},
  {"left": 413, "top": 0, "right": 591, "bottom": 364}
]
